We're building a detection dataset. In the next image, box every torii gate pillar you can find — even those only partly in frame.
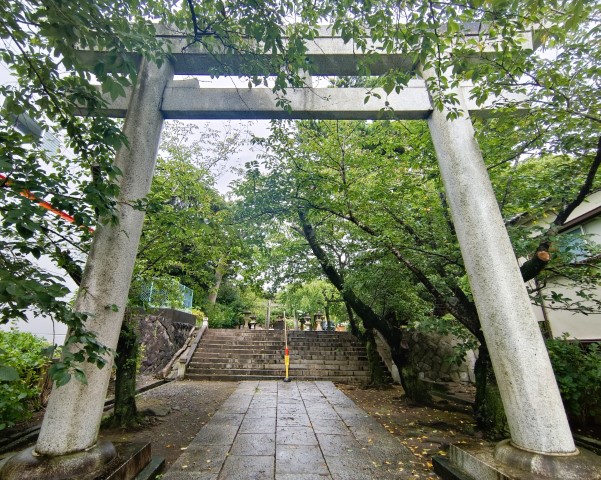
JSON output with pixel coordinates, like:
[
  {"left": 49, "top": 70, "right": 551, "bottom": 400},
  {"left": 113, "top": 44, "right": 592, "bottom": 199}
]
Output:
[
  {"left": 423, "top": 67, "right": 601, "bottom": 478},
  {"left": 0, "top": 58, "right": 174, "bottom": 478}
]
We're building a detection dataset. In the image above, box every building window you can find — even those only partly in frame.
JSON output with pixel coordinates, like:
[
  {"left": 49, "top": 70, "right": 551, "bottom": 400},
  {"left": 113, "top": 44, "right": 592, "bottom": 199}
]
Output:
[{"left": 560, "top": 226, "right": 588, "bottom": 262}]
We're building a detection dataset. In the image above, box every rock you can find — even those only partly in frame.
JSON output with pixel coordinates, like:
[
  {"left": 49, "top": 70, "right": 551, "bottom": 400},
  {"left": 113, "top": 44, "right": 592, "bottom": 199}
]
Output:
[
  {"left": 141, "top": 405, "right": 171, "bottom": 417},
  {"left": 137, "top": 313, "right": 192, "bottom": 375}
]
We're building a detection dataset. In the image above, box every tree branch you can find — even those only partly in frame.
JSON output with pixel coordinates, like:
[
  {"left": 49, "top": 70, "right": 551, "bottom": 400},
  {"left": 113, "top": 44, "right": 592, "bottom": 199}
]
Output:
[
  {"left": 520, "top": 135, "right": 601, "bottom": 282},
  {"left": 554, "top": 135, "right": 601, "bottom": 227}
]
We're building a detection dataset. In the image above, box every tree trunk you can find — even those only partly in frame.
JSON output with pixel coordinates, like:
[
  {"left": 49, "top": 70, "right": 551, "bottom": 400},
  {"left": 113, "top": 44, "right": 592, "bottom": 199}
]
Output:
[
  {"left": 474, "top": 343, "right": 509, "bottom": 440},
  {"left": 110, "top": 309, "right": 140, "bottom": 428},
  {"left": 207, "top": 257, "right": 227, "bottom": 305},
  {"left": 364, "top": 329, "right": 388, "bottom": 386},
  {"left": 298, "top": 208, "right": 412, "bottom": 387},
  {"left": 344, "top": 302, "right": 360, "bottom": 337},
  {"left": 297, "top": 208, "right": 399, "bottom": 343}
]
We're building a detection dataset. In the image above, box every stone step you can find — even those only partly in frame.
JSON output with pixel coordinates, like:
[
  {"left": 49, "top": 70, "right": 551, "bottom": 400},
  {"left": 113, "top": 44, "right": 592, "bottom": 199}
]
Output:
[
  {"left": 196, "top": 347, "right": 284, "bottom": 353},
  {"left": 288, "top": 340, "right": 361, "bottom": 344},
  {"left": 192, "top": 352, "right": 283, "bottom": 358},
  {"left": 186, "top": 373, "right": 283, "bottom": 381},
  {"left": 188, "top": 358, "right": 372, "bottom": 368},
  {"left": 187, "top": 361, "right": 373, "bottom": 371},
  {"left": 194, "top": 350, "right": 367, "bottom": 358},
  {"left": 185, "top": 373, "right": 371, "bottom": 383},
  {"left": 186, "top": 368, "right": 371, "bottom": 377},
  {"left": 197, "top": 343, "right": 283, "bottom": 348},
  {"left": 288, "top": 332, "right": 355, "bottom": 336},
  {"left": 199, "top": 340, "right": 285, "bottom": 346},
  {"left": 194, "top": 352, "right": 367, "bottom": 360},
  {"left": 190, "top": 357, "right": 370, "bottom": 365},
  {"left": 288, "top": 336, "right": 358, "bottom": 340},
  {"left": 201, "top": 337, "right": 279, "bottom": 341},
  {"left": 288, "top": 339, "right": 363, "bottom": 347},
  {"left": 290, "top": 353, "right": 368, "bottom": 358},
  {"left": 189, "top": 360, "right": 369, "bottom": 369},
  {"left": 189, "top": 368, "right": 285, "bottom": 375},
  {"left": 288, "top": 346, "right": 364, "bottom": 351},
  {"left": 288, "top": 343, "right": 365, "bottom": 350},
  {"left": 203, "top": 332, "right": 283, "bottom": 337},
  {"left": 290, "top": 350, "right": 365, "bottom": 354},
  {"left": 184, "top": 328, "right": 392, "bottom": 386},
  {"left": 190, "top": 362, "right": 275, "bottom": 368},
  {"left": 187, "top": 359, "right": 374, "bottom": 369},
  {"left": 192, "top": 351, "right": 367, "bottom": 360}
]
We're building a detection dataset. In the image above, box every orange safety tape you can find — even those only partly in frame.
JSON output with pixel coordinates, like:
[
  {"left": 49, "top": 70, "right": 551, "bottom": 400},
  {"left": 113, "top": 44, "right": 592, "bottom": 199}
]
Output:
[{"left": 0, "top": 173, "right": 94, "bottom": 232}]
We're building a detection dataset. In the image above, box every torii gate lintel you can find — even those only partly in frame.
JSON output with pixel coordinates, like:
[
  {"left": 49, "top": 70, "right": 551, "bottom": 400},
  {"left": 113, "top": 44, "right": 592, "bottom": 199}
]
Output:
[{"left": 88, "top": 78, "right": 521, "bottom": 121}]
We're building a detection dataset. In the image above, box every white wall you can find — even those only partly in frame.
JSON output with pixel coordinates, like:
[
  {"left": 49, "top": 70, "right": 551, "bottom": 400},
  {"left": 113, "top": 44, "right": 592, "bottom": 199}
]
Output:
[{"left": 0, "top": 253, "right": 74, "bottom": 345}]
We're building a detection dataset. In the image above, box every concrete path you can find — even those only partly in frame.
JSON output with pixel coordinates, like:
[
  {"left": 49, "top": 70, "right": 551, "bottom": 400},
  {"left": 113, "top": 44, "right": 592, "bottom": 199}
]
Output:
[{"left": 162, "top": 380, "right": 417, "bottom": 480}]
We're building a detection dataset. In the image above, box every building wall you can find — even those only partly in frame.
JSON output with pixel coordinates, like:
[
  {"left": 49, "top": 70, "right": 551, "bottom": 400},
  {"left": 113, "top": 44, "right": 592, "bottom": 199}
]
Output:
[
  {"left": 0, "top": 254, "right": 73, "bottom": 345},
  {"left": 530, "top": 191, "right": 601, "bottom": 341}
]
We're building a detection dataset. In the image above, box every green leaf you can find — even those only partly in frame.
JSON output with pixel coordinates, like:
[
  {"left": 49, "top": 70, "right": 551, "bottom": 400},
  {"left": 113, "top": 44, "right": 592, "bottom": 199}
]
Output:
[
  {"left": 0, "top": 365, "right": 19, "bottom": 381},
  {"left": 55, "top": 371, "right": 72, "bottom": 388},
  {"left": 73, "top": 368, "right": 88, "bottom": 385}
]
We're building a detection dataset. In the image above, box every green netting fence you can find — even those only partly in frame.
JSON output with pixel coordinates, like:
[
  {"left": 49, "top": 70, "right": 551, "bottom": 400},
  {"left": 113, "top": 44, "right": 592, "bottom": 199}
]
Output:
[{"left": 139, "top": 279, "right": 193, "bottom": 311}]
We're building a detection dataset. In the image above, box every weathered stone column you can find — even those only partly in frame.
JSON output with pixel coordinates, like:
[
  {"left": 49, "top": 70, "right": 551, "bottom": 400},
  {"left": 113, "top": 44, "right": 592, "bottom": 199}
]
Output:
[
  {"left": 422, "top": 67, "right": 575, "bottom": 455},
  {"left": 35, "top": 58, "right": 174, "bottom": 456}
]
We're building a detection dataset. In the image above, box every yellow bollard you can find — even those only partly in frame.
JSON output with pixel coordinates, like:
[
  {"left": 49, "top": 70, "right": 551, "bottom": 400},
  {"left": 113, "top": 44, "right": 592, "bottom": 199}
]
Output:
[{"left": 283, "top": 347, "right": 291, "bottom": 382}]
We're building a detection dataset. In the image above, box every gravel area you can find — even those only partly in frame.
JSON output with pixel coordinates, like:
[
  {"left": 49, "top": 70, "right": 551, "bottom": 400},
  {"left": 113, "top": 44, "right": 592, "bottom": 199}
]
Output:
[{"left": 101, "top": 379, "right": 238, "bottom": 468}]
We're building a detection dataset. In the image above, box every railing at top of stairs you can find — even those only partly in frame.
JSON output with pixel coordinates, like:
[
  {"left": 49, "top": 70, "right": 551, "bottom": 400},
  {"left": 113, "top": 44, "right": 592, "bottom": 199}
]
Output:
[{"left": 178, "top": 317, "right": 209, "bottom": 379}]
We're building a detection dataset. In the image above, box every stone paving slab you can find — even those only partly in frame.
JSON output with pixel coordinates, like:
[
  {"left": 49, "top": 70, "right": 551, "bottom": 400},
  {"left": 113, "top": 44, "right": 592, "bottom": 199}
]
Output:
[{"left": 163, "top": 381, "right": 417, "bottom": 480}]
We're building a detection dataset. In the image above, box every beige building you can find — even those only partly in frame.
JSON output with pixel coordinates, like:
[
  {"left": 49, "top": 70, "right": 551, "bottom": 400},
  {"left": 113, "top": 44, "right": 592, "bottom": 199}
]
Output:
[{"left": 529, "top": 190, "right": 601, "bottom": 341}]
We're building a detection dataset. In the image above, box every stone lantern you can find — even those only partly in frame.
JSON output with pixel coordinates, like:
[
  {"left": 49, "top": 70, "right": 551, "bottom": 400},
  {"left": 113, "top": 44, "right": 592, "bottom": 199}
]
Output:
[
  {"left": 299, "top": 315, "right": 309, "bottom": 331},
  {"left": 314, "top": 311, "right": 324, "bottom": 331},
  {"left": 242, "top": 310, "right": 252, "bottom": 329}
]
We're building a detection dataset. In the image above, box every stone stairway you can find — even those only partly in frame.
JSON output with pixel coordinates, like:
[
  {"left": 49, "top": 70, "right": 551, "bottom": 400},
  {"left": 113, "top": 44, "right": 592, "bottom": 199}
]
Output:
[{"left": 185, "top": 329, "right": 391, "bottom": 384}]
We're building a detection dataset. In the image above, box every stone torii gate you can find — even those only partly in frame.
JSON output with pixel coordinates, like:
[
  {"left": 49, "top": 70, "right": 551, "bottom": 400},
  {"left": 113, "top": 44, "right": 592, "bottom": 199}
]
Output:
[{"left": 2, "top": 27, "right": 600, "bottom": 480}]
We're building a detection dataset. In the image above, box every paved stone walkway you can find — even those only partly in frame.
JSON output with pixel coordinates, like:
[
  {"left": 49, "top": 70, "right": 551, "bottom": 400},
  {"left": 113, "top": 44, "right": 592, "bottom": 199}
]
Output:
[{"left": 162, "top": 380, "right": 417, "bottom": 480}]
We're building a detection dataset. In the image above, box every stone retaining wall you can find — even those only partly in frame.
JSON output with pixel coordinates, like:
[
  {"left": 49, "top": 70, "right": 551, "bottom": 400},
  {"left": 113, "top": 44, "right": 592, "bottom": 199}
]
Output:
[
  {"left": 136, "top": 311, "right": 195, "bottom": 374},
  {"left": 408, "top": 331, "right": 477, "bottom": 383}
]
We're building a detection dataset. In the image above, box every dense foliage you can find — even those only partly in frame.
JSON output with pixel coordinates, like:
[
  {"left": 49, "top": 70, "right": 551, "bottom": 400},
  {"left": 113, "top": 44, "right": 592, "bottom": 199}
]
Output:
[
  {"left": 0, "top": 329, "right": 50, "bottom": 429},
  {"left": 0, "top": 0, "right": 169, "bottom": 381},
  {"left": 547, "top": 337, "right": 601, "bottom": 423},
  {"left": 130, "top": 122, "right": 255, "bottom": 323},
  {"left": 232, "top": 112, "right": 600, "bottom": 433}
]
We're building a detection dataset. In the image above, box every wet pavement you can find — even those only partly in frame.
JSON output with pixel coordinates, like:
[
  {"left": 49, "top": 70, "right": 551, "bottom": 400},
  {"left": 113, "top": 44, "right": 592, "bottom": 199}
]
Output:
[{"left": 162, "top": 380, "right": 417, "bottom": 480}]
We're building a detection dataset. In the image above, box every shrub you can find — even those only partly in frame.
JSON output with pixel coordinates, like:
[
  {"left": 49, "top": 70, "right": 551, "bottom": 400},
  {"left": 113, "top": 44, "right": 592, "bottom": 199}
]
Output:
[
  {"left": 205, "top": 304, "right": 240, "bottom": 329},
  {"left": 546, "top": 335, "right": 601, "bottom": 423},
  {"left": 0, "top": 329, "right": 51, "bottom": 429},
  {"left": 191, "top": 308, "right": 206, "bottom": 326}
]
